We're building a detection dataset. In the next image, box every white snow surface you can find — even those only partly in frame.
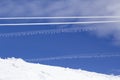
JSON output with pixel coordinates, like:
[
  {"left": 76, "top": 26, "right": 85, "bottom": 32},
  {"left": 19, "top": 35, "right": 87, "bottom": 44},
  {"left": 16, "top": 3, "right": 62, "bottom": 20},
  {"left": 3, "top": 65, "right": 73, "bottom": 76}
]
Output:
[{"left": 0, "top": 58, "right": 120, "bottom": 80}]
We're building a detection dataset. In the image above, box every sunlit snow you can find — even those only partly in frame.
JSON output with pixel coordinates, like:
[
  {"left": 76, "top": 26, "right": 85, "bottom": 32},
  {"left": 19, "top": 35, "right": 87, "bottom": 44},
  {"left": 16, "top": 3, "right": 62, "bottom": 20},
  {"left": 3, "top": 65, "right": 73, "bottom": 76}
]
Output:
[{"left": 0, "top": 58, "right": 120, "bottom": 80}]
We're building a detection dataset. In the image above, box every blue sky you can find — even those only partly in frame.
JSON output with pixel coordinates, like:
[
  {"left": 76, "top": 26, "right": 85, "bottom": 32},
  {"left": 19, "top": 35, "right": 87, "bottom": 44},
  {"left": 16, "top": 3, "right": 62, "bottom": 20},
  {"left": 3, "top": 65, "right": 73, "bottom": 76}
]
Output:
[{"left": 0, "top": 0, "right": 120, "bottom": 75}]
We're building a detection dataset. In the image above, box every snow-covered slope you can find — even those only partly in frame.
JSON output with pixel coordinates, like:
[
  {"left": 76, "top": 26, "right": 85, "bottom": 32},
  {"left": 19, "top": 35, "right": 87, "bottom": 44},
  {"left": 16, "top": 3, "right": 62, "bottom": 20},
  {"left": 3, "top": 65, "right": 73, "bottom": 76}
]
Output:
[{"left": 0, "top": 58, "right": 120, "bottom": 80}]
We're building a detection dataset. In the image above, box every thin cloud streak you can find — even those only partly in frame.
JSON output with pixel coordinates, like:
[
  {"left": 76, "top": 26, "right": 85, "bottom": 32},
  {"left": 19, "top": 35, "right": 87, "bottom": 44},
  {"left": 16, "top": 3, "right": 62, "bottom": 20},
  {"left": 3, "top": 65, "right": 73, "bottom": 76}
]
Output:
[
  {"left": 25, "top": 54, "right": 120, "bottom": 62},
  {"left": 0, "top": 27, "right": 95, "bottom": 37}
]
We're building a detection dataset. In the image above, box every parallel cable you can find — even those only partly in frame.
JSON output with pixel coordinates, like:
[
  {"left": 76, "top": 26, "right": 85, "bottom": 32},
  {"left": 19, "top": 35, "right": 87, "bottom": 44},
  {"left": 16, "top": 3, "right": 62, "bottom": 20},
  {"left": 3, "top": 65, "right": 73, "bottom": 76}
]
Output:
[
  {"left": 0, "top": 16, "right": 120, "bottom": 19},
  {"left": 0, "top": 20, "right": 120, "bottom": 26}
]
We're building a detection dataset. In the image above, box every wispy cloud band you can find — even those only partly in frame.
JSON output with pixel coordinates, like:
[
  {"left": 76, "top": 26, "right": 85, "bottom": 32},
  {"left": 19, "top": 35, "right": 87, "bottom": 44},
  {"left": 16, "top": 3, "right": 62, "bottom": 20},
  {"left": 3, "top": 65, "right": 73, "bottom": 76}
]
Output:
[
  {"left": 25, "top": 54, "right": 120, "bottom": 62},
  {"left": 0, "top": 0, "right": 120, "bottom": 44}
]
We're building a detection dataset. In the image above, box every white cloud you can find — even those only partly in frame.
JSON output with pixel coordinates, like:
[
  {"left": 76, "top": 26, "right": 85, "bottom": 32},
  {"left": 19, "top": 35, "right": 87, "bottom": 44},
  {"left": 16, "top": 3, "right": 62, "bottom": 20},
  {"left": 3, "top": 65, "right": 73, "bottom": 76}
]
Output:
[
  {"left": 0, "top": 58, "right": 120, "bottom": 80},
  {"left": 0, "top": 0, "right": 117, "bottom": 17},
  {"left": 0, "top": 0, "right": 120, "bottom": 44}
]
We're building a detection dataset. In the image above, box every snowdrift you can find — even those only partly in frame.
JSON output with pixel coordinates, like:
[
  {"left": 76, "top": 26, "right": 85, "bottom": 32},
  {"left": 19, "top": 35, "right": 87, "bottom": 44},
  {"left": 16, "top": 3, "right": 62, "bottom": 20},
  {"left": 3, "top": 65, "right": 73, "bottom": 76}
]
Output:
[{"left": 0, "top": 58, "right": 120, "bottom": 80}]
